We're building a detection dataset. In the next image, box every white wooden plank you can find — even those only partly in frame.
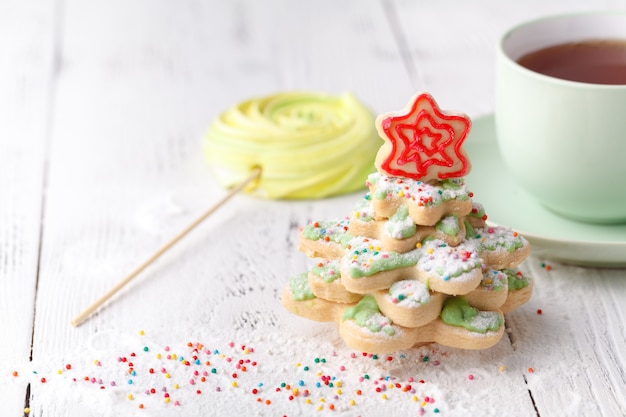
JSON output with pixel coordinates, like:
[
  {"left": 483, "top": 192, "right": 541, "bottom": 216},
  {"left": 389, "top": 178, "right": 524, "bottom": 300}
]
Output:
[
  {"left": 0, "top": 0, "right": 55, "bottom": 414},
  {"left": 25, "top": 0, "right": 417, "bottom": 415},
  {"left": 506, "top": 258, "right": 626, "bottom": 417}
]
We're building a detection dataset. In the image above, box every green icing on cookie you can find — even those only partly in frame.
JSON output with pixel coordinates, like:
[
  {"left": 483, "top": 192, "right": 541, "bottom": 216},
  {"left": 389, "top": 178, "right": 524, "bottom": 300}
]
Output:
[
  {"left": 342, "top": 295, "right": 395, "bottom": 336},
  {"left": 339, "top": 233, "right": 354, "bottom": 247},
  {"left": 440, "top": 297, "right": 503, "bottom": 334},
  {"left": 481, "top": 269, "right": 507, "bottom": 291},
  {"left": 289, "top": 272, "right": 315, "bottom": 301},
  {"left": 464, "top": 220, "right": 476, "bottom": 238},
  {"left": 387, "top": 279, "right": 431, "bottom": 306},
  {"left": 347, "top": 239, "right": 420, "bottom": 278},
  {"left": 435, "top": 214, "right": 460, "bottom": 236},
  {"left": 441, "top": 178, "right": 463, "bottom": 190},
  {"left": 366, "top": 173, "right": 470, "bottom": 206},
  {"left": 504, "top": 268, "right": 530, "bottom": 291},
  {"left": 302, "top": 219, "right": 352, "bottom": 246},
  {"left": 384, "top": 205, "right": 417, "bottom": 239},
  {"left": 469, "top": 226, "right": 525, "bottom": 253},
  {"left": 439, "top": 179, "right": 471, "bottom": 203},
  {"left": 417, "top": 240, "right": 482, "bottom": 279},
  {"left": 310, "top": 260, "right": 341, "bottom": 283},
  {"left": 468, "top": 202, "right": 487, "bottom": 220},
  {"left": 353, "top": 195, "right": 375, "bottom": 222}
]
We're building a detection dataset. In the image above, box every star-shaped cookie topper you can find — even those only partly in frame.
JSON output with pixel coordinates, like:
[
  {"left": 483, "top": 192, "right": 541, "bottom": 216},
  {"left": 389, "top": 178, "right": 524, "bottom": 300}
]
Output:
[{"left": 374, "top": 93, "right": 472, "bottom": 182}]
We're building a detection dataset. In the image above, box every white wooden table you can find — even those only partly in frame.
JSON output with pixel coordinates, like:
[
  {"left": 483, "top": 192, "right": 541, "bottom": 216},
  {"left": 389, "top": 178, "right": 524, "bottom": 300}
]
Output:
[{"left": 2, "top": 1, "right": 625, "bottom": 416}]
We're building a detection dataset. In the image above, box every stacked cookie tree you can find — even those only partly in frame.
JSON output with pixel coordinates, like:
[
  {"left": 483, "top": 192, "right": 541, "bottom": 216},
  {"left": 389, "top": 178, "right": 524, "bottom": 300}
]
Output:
[{"left": 282, "top": 93, "right": 532, "bottom": 353}]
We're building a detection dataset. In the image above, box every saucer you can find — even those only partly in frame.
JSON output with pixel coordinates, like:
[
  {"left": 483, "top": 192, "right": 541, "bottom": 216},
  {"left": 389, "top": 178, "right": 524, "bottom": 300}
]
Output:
[{"left": 465, "top": 114, "right": 626, "bottom": 267}]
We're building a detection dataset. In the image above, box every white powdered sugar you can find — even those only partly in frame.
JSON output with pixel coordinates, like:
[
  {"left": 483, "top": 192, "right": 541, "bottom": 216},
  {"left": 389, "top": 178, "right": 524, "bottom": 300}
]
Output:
[{"left": 387, "top": 280, "right": 431, "bottom": 307}]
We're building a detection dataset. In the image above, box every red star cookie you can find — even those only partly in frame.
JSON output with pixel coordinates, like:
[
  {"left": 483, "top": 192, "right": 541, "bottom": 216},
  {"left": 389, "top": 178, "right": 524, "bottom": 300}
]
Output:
[{"left": 375, "top": 93, "right": 472, "bottom": 182}]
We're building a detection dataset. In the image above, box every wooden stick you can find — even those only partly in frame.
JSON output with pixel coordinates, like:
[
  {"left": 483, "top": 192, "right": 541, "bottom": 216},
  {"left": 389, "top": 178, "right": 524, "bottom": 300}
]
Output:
[{"left": 71, "top": 167, "right": 262, "bottom": 327}]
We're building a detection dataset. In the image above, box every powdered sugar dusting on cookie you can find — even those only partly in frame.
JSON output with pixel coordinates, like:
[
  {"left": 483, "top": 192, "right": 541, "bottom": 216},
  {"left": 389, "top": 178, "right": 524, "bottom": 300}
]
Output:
[
  {"left": 418, "top": 240, "right": 482, "bottom": 280},
  {"left": 467, "top": 225, "right": 526, "bottom": 253},
  {"left": 384, "top": 206, "right": 417, "bottom": 239},
  {"left": 365, "top": 313, "right": 396, "bottom": 336},
  {"left": 441, "top": 297, "right": 503, "bottom": 334},
  {"left": 345, "top": 237, "right": 420, "bottom": 278},
  {"left": 289, "top": 272, "right": 316, "bottom": 301},
  {"left": 352, "top": 194, "right": 375, "bottom": 221},
  {"left": 387, "top": 280, "right": 431, "bottom": 307},
  {"left": 468, "top": 312, "right": 504, "bottom": 334},
  {"left": 343, "top": 296, "right": 396, "bottom": 336},
  {"left": 367, "top": 173, "right": 471, "bottom": 207},
  {"left": 435, "top": 214, "right": 461, "bottom": 237},
  {"left": 301, "top": 219, "right": 352, "bottom": 246},
  {"left": 468, "top": 202, "right": 488, "bottom": 222},
  {"left": 480, "top": 270, "right": 507, "bottom": 291},
  {"left": 504, "top": 268, "right": 531, "bottom": 291},
  {"left": 310, "top": 259, "right": 341, "bottom": 283}
]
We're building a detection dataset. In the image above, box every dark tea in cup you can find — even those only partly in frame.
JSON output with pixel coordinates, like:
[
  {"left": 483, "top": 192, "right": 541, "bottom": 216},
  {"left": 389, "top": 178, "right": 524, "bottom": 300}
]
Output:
[
  {"left": 516, "top": 39, "right": 626, "bottom": 85},
  {"left": 495, "top": 12, "right": 626, "bottom": 223}
]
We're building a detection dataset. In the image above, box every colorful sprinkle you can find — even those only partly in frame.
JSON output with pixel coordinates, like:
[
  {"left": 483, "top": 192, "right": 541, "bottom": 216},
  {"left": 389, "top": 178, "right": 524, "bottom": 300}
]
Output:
[{"left": 5, "top": 333, "right": 454, "bottom": 414}]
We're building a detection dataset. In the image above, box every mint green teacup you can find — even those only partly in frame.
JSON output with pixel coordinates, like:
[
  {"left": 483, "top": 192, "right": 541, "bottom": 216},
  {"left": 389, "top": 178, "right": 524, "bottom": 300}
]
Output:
[{"left": 495, "top": 12, "right": 626, "bottom": 224}]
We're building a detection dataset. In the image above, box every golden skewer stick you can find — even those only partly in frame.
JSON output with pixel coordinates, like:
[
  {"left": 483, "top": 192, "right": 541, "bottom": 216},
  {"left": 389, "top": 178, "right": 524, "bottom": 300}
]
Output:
[{"left": 71, "top": 167, "right": 262, "bottom": 327}]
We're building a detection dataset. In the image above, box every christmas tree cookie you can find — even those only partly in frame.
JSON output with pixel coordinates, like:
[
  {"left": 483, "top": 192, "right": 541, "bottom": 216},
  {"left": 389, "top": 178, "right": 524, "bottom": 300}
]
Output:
[{"left": 282, "top": 93, "right": 532, "bottom": 353}]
